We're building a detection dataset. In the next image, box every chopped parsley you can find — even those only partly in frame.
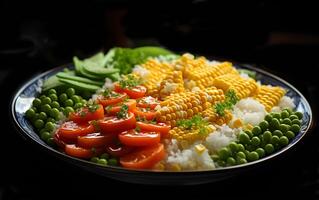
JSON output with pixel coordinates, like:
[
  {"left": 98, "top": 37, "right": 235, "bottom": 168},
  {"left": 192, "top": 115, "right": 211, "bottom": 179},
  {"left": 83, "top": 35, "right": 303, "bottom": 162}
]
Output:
[
  {"left": 214, "top": 89, "right": 239, "bottom": 116},
  {"left": 176, "top": 115, "right": 208, "bottom": 129},
  {"left": 101, "top": 89, "right": 119, "bottom": 98},
  {"left": 135, "top": 125, "right": 141, "bottom": 132},
  {"left": 117, "top": 104, "right": 129, "bottom": 119},
  {"left": 119, "top": 74, "right": 141, "bottom": 89},
  {"left": 90, "top": 120, "right": 100, "bottom": 131}
]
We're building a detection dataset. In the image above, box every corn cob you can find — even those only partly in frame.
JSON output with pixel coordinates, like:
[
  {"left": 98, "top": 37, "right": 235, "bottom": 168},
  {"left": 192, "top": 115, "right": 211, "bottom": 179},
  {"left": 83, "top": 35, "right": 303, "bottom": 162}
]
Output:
[
  {"left": 213, "top": 74, "right": 258, "bottom": 99},
  {"left": 253, "top": 85, "right": 286, "bottom": 111},
  {"left": 157, "top": 87, "right": 225, "bottom": 126},
  {"left": 158, "top": 71, "right": 185, "bottom": 100},
  {"left": 201, "top": 108, "right": 233, "bottom": 125},
  {"left": 168, "top": 125, "right": 214, "bottom": 142}
]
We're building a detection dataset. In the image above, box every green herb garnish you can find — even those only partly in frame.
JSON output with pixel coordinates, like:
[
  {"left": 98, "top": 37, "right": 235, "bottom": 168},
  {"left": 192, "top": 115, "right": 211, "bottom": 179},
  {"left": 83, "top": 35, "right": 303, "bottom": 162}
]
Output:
[
  {"left": 119, "top": 74, "right": 141, "bottom": 89},
  {"left": 135, "top": 125, "right": 141, "bottom": 132},
  {"left": 214, "top": 89, "right": 239, "bottom": 116},
  {"left": 102, "top": 89, "right": 119, "bottom": 98},
  {"left": 176, "top": 115, "right": 210, "bottom": 135},
  {"left": 90, "top": 120, "right": 100, "bottom": 131},
  {"left": 117, "top": 104, "right": 129, "bottom": 119}
]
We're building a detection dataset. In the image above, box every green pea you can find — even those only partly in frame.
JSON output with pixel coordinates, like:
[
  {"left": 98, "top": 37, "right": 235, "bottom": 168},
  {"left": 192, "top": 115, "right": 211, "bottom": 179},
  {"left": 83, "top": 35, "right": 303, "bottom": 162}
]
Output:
[
  {"left": 41, "top": 104, "right": 51, "bottom": 113},
  {"left": 281, "top": 110, "right": 290, "bottom": 119},
  {"left": 45, "top": 122, "right": 55, "bottom": 132},
  {"left": 281, "top": 118, "right": 291, "bottom": 125},
  {"left": 259, "top": 120, "right": 269, "bottom": 131},
  {"left": 32, "top": 98, "right": 42, "bottom": 107},
  {"left": 46, "top": 137, "right": 55, "bottom": 146},
  {"left": 64, "top": 99, "right": 74, "bottom": 107},
  {"left": 289, "top": 115, "right": 298, "bottom": 121},
  {"left": 237, "top": 144, "right": 245, "bottom": 152},
  {"left": 42, "top": 97, "right": 52, "bottom": 105},
  {"left": 48, "top": 89, "right": 57, "bottom": 95},
  {"left": 31, "top": 106, "right": 38, "bottom": 113},
  {"left": 51, "top": 101, "right": 60, "bottom": 108},
  {"left": 90, "top": 157, "right": 99, "bottom": 163},
  {"left": 244, "top": 150, "right": 250, "bottom": 157},
  {"left": 25, "top": 108, "right": 36, "bottom": 119},
  {"left": 40, "top": 131, "right": 51, "bottom": 141},
  {"left": 270, "top": 118, "right": 280, "bottom": 130},
  {"left": 81, "top": 99, "right": 87, "bottom": 105},
  {"left": 252, "top": 126, "right": 262, "bottom": 136},
  {"left": 100, "top": 153, "right": 109, "bottom": 160},
  {"left": 219, "top": 147, "right": 231, "bottom": 160},
  {"left": 34, "top": 119, "right": 44, "bottom": 129},
  {"left": 64, "top": 106, "right": 74, "bottom": 116},
  {"left": 279, "top": 136, "right": 289, "bottom": 146},
  {"left": 49, "top": 93, "right": 58, "bottom": 101},
  {"left": 74, "top": 103, "right": 83, "bottom": 109},
  {"left": 283, "top": 108, "right": 293, "bottom": 115},
  {"left": 108, "top": 158, "right": 118, "bottom": 166},
  {"left": 290, "top": 124, "right": 300, "bottom": 133},
  {"left": 291, "top": 119, "right": 301, "bottom": 126},
  {"left": 211, "top": 154, "right": 219, "bottom": 161},
  {"left": 251, "top": 136, "right": 261, "bottom": 146},
  {"left": 285, "top": 131, "right": 295, "bottom": 140},
  {"left": 59, "top": 107, "right": 65, "bottom": 113},
  {"left": 265, "top": 144, "right": 275, "bottom": 154},
  {"left": 258, "top": 134, "right": 264, "bottom": 142},
  {"left": 39, "top": 95, "right": 46, "bottom": 101},
  {"left": 39, "top": 112, "right": 47, "bottom": 121},
  {"left": 245, "top": 145, "right": 255, "bottom": 152},
  {"left": 272, "top": 112, "right": 281, "bottom": 119},
  {"left": 47, "top": 117, "right": 56, "bottom": 123},
  {"left": 66, "top": 88, "right": 76, "bottom": 97},
  {"left": 228, "top": 142, "right": 238, "bottom": 153},
  {"left": 245, "top": 130, "right": 253, "bottom": 138},
  {"left": 32, "top": 113, "right": 40, "bottom": 121},
  {"left": 239, "top": 132, "right": 250, "bottom": 144},
  {"left": 236, "top": 151, "right": 246, "bottom": 159},
  {"left": 265, "top": 114, "right": 273, "bottom": 122},
  {"left": 271, "top": 135, "right": 280, "bottom": 145},
  {"left": 97, "top": 158, "right": 108, "bottom": 166},
  {"left": 71, "top": 95, "right": 81, "bottom": 103},
  {"left": 50, "top": 108, "right": 60, "bottom": 120},
  {"left": 59, "top": 93, "right": 68, "bottom": 102},
  {"left": 294, "top": 111, "right": 303, "bottom": 120},
  {"left": 226, "top": 157, "right": 236, "bottom": 166},
  {"left": 255, "top": 148, "right": 265, "bottom": 158},
  {"left": 279, "top": 124, "right": 290, "bottom": 133},
  {"left": 217, "top": 160, "right": 226, "bottom": 167},
  {"left": 273, "top": 130, "right": 283, "bottom": 137},
  {"left": 263, "top": 131, "right": 272, "bottom": 142},
  {"left": 247, "top": 151, "right": 259, "bottom": 162},
  {"left": 237, "top": 158, "right": 247, "bottom": 165}
]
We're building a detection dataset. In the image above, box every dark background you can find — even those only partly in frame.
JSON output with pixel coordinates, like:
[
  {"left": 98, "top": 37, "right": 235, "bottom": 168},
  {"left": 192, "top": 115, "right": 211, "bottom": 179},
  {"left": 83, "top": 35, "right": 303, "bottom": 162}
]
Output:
[{"left": 1, "top": 1, "right": 318, "bottom": 199}]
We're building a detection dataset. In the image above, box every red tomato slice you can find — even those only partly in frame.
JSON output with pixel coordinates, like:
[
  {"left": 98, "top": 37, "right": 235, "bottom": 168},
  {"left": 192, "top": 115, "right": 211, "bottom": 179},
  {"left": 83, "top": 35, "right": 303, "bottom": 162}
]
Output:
[
  {"left": 54, "top": 131, "right": 67, "bottom": 149},
  {"left": 133, "top": 107, "right": 156, "bottom": 121},
  {"left": 69, "top": 104, "right": 104, "bottom": 123},
  {"left": 105, "top": 99, "right": 136, "bottom": 116},
  {"left": 137, "top": 96, "right": 160, "bottom": 110},
  {"left": 106, "top": 145, "right": 135, "bottom": 157},
  {"left": 77, "top": 132, "right": 116, "bottom": 149},
  {"left": 58, "top": 121, "right": 94, "bottom": 140},
  {"left": 96, "top": 92, "right": 127, "bottom": 107},
  {"left": 98, "top": 112, "right": 136, "bottom": 134},
  {"left": 120, "top": 143, "right": 165, "bottom": 169},
  {"left": 114, "top": 84, "right": 146, "bottom": 99},
  {"left": 119, "top": 130, "right": 160, "bottom": 147},
  {"left": 136, "top": 122, "right": 170, "bottom": 138},
  {"left": 65, "top": 144, "right": 103, "bottom": 159}
]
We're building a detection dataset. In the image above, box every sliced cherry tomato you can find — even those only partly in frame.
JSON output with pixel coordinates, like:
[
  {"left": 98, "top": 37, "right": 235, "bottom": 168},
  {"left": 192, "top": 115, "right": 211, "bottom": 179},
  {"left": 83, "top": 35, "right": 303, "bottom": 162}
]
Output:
[
  {"left": 105, "top": 99, "right": 136, "bottom": 116},
  {"left": 136, "top": 122, "right": 170, "bottom": 138},
  {"left": 119, "top": 130, "right": 160, "bottom": 147},
  {"left": 58, "top": 121, "right": 94, "bottom": 140},
  {"left": 98, "top": 112, "right": 136, "bottom": 134},
  {"left": 65, "top": 144, "right": 103, "bottom": 159},
  {"left": 133, "top": 107, "right": 156, "bottom": 121},
  {"left": 114, "top": 84, "right": 146, "bottom": 99},
  {"left": 69, "top": 104, "right": 104, "bottom": 123},
  {"left": 120, "top": 143, "right": 165, "bottom": 169},
  {"left": 77, "top": 132, "right": 116, "bottom": 149},
  {"left": 54, "top": 131, "right": 67, "bottom": 149},
  {"left": 106, "top": 145, "right": 135, "bottom": 157},
  {"left": 96, "top": 92, "right": 127, "bottom": 107},
  {"left": 137, "top": 96, "right": 160, "bottom": 110}
]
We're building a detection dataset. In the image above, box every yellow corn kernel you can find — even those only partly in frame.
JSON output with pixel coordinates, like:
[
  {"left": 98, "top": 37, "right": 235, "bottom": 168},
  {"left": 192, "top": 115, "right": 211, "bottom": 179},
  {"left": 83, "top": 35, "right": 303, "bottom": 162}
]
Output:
[
  {"left": 232, "top": 118, "right": 243, "bottom": 128},
  {"left": 195, "top": 144, "right": 207, "bottom": 155}
]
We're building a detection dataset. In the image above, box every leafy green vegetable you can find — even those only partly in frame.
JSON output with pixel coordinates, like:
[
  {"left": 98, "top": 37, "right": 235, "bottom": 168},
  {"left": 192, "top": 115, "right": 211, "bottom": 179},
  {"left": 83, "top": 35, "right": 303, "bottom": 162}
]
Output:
[{"left": 214, "top": 90, "right": 239, "bottom": 116}]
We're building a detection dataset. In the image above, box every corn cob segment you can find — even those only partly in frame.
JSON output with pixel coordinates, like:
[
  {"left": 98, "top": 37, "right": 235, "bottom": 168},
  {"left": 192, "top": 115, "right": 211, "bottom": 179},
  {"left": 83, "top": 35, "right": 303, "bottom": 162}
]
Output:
[
  {"left": 169, "top": 125, "right": 215, "bottom": 142},
  {"left": 201, "top": 108, "right": 233, "bottom": 125},
  {"left": 158, "top": 71, "right": 185, "bottom": 100},
  {"left": 156, "top": 87, "right": 225, "bottom": 126},
  {"left": 253, "top": 85, "right": 286, "bottom": 111},
  {"left": 213, "top": 74, "right": 258, "bottom": 99}
]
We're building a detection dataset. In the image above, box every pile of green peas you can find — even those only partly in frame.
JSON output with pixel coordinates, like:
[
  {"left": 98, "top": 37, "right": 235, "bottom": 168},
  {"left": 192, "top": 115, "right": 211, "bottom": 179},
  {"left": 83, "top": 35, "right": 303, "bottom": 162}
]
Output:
[
  {"left": 25, "top": 88, "right": 87, "bottom": 145},
  {"left": 213, "top": 108, "right": 303, "bottom": 167},
  {"left": 90, "top": 153, "right": 119, "bottom": 166}
]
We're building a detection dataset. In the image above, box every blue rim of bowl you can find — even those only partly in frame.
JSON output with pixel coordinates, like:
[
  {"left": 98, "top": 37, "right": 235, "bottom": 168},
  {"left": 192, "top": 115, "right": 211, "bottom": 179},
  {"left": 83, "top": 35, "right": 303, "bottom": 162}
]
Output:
[{"left": 10, "top": 63, "right": 314, "bottom": 175}]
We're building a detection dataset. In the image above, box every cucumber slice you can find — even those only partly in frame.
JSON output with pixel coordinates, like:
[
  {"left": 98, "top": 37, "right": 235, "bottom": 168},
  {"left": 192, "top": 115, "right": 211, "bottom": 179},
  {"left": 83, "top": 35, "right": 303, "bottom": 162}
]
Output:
[
  {"left": 59, "top": 78, "right": 101, "bottom": 92},
  {"left": 56, "top": 72, "right": 104, "bottom": 86}
]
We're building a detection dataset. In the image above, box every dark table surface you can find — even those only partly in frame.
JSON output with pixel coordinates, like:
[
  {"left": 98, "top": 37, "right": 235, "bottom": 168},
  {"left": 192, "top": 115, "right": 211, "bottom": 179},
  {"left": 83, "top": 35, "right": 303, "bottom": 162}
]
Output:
[{"left": 0, "top": 43, "right": 318, "bottom": 199}]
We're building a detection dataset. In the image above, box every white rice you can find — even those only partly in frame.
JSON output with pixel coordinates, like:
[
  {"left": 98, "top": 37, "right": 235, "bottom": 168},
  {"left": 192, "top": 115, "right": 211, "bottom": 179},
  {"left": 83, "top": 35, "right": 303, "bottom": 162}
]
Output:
[{"left": 132, "top": 65, "right": 149, "bottom": 78}]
